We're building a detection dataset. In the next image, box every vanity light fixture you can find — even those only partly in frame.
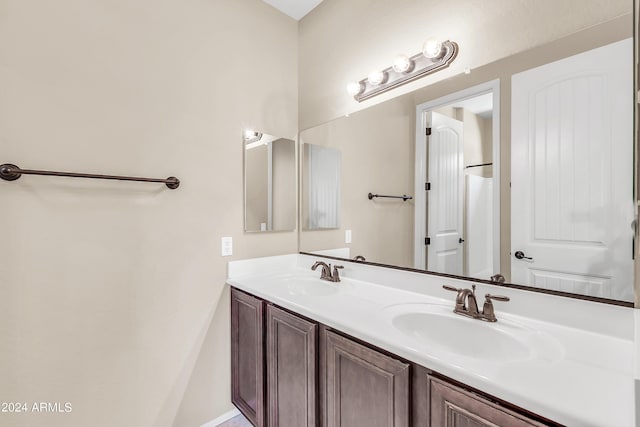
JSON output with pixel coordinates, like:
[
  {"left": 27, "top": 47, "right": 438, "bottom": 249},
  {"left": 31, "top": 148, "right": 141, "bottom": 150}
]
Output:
[
  {"left": 243, "top": 130, "right": 263, "bottom": 146},
  {"left": 347, "top": 38, "right": 458, "bottom": 102},
  {"left": 422, "top": 37, "right": 444, "bottom": 59},
  {"left": 367, "top": 70, "right": 387, "bottom": 86},
  {"left": 392, "top": 54, "right": 414, "bottom": 73},
  {"left": 346, "top": 82, "right": 364, "bottom": 96}
]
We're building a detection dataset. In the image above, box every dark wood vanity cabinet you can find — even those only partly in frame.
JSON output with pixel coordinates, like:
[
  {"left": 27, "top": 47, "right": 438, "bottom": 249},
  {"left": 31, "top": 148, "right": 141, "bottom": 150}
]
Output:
[
  {"left": 425, "top": 376, "right": 550, "bottom": 427},
  {"left": 231, "top": 289, "right": 266, "bottom": 426},
  {"left": 266, "top": 304, "right": 318, "bottom": 427},
  {"left": 320, "top": 327, "right": 410, "bottom": 427},
  {"left": 230, "top": 287, "right": 557, "bottom": 427}
]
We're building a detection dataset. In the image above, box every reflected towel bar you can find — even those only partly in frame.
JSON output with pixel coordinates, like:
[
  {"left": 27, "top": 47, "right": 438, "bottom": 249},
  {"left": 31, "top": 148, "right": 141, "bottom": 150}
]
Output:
[
  {"left": 465, "top": 162, "right": 493, "bottom": 169},
  {"left": 0, "top": 163, "right": 180, "bottom": 189},
  {"left": 368, "top": 192, "right": 412, "bottom": 201}
]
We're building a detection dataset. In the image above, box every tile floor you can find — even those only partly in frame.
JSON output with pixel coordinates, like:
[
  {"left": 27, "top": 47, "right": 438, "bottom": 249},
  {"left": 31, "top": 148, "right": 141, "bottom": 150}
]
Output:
[{"left": 218, "top": 413, "right": 252, "bottom": 427}]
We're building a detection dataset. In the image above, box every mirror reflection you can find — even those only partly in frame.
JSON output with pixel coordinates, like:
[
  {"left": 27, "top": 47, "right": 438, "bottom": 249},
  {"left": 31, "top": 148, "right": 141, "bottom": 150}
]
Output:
[
  {"left": 419, "top": 92, "right": 497, "bottom": 279},
  {"left": 299, "top": 17, "right": 635, "bottom": 302},
  {"left": 302, "top": 143, "right": 342, "bottom": 230},
  {"left": 244, "top": 131, "right": 296, "bottom": 232}
]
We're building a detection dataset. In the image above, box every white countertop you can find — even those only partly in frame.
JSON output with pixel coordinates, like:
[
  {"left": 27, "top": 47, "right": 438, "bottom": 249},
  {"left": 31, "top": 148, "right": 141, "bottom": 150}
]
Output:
[{"left": 227, "top": 254, "right": 636, "bottom": 427}]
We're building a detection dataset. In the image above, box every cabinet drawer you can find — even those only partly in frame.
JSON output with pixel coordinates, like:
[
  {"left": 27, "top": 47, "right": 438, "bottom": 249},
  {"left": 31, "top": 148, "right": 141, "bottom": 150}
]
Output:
[{"left": 428, "top": 376, "right": 549, "bottom": 427}]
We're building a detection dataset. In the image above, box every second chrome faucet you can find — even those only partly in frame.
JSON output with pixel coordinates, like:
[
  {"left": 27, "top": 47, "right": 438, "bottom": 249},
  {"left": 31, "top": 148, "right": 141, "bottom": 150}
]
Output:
[
  {"left": 312, "top": 261, "right": 344, "bottom": 282},
  {"left": 443, "top": 284, "right": 510, "bottom": 322}
]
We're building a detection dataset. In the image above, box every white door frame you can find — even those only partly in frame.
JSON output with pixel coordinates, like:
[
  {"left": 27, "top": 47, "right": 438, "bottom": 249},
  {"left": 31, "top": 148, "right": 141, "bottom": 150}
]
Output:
[{"left": 414, "top": 79, "right": 501, "bottom": 274}]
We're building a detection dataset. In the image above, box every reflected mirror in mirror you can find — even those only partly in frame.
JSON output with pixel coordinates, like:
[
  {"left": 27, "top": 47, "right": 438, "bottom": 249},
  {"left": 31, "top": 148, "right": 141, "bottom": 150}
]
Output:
[
  {"left": 244, "top": 131, "right": 296, "bottom": 232},
  {"left": 301, "top": 143, "right": 341, "bottom": 230},
  {"left": 299, "top": 15, "right": 635, "bottom": 302}
]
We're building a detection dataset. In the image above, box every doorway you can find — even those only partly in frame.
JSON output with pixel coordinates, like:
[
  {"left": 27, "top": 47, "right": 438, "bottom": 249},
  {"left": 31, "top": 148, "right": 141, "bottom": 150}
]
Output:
[{"left": 414, "top": 80, "right": 500, "bottom": 280}]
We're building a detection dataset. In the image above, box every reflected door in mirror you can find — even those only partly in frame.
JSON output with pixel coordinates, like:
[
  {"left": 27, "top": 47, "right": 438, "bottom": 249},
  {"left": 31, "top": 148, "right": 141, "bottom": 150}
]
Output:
[
  {"left": 427, "top": 112, "right": 465, "bottom": 275},
  {"left": 511, "top": 39, "right": 634, "bottom": 301}
]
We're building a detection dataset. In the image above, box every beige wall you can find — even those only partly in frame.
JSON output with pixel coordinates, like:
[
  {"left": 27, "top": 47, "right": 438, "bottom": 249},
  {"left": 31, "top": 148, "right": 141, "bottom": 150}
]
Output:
[
  {"left": 299, "top": 0, "right": 631, "bottom": 129},
  {"left": 0, "top": 1, "right": 297, "bottom": 427},
  {"left": 300, "top": 95, "right": 415, "bottom": 267},
  {"left": 432, "top": 106, "right": 492, "bottom": 175},
  {"left": 461, "top": 110, "right": 492, "bottom": 177}
]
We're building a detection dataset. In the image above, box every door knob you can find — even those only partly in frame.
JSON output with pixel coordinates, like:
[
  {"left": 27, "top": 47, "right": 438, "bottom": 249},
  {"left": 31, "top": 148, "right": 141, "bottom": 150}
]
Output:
[
  {"left": 459, "top": 238, "right": 465, "bottom": 244},
  {"left": 514, "top": 251, "right": 533, "bottom": 260}
]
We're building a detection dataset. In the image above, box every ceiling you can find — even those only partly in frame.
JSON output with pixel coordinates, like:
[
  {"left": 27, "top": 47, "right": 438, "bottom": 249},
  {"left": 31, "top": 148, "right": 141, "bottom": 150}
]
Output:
[
  {"left": 450, "top": 93, "right": 493, "bottom": 119},
  {"left": 261, "top": 0, "right": 324, "bottom": 20}
]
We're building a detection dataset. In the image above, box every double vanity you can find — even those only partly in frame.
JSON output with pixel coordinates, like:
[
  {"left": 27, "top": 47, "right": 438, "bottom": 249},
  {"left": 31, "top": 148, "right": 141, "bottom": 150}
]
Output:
[{"left": 227, "top": 254, "right": 635, "bottom": 427}]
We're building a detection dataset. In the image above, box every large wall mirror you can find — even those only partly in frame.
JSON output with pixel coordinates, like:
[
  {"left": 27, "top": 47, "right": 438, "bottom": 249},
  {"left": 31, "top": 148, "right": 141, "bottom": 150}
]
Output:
[
  {"left": 244, "top": 131, "right": 296, "bottom": 232},
  {"left": 299, "top": 13, "right": 636, "bottom": 303}
]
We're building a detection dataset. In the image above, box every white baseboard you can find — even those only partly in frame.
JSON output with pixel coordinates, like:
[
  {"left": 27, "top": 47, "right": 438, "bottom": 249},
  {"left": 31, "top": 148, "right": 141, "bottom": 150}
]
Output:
[{"left": 200, "top": 408, "right": 241, "bottom": 427}]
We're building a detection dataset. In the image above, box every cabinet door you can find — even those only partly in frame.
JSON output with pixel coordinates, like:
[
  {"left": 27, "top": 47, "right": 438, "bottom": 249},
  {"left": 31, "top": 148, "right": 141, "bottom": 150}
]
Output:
[
  {"left": 321, "top": 328, "right": 410, "bottom": 427},
  {"left": 266, "top": 305, "right": 317, "bottom": 427},
  {"left": 231, "top": 288, "right": 265, "bottom": 426},
  {"left": 428, "top": 376, "right": 549, "bottom": 427}
]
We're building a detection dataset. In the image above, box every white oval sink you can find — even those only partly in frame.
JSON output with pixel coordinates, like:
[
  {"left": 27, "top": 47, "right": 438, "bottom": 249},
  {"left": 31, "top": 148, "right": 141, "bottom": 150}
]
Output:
[{"left": 384, "top": 304, "right": 556, "bottom": 362}]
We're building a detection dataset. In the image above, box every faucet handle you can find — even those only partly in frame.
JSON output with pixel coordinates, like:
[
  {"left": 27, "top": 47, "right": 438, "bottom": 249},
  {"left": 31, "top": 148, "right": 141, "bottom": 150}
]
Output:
[
  {"left": 481, "top": 294, "right": 510, "bottom": 322},
  {"left": 485, "top": 294, "right": 510, "bottom": 302},
  {"left": 331, "top": 265, "right": 344, "bottom": 282},
  {"left": 442, "top": 285, "right": 460, "bottom": 293}
]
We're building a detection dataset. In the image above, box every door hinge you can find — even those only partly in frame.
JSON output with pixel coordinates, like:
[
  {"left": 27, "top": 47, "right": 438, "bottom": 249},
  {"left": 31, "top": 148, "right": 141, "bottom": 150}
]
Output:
[
  {"left": 426, "top": 127, "right": 432, "bottom": 136},
  {"left": 425, "top": 237, "right": 431, "bottom": 245},
  {"left": 425, "top": 182, "right": 431, "bottom": 191}
]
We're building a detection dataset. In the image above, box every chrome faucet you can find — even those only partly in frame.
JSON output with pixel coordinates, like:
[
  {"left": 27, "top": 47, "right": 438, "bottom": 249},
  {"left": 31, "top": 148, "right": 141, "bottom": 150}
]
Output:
[
  {"left": 443, "top": 284, "right": 510, "bottom": 322},
  {"left": 443, "top": 284, "right": 479, "bottom": 317},
  {"left": 490, "top": 273, "right": 506, "bottom": 283},
  {"left": 312, "top": 261, "right": 344, "bottom": 282},
  {"left": 312, "top": 261, "right": 332, "bottom": 280}
]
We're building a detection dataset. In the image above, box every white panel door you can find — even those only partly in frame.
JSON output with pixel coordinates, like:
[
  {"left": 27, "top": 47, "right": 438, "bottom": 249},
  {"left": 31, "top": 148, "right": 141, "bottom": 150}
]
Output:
[
  {"left": 427, "top": 112, "right": 464, "bottom": 275},
  {"left": 511, "top": 39, "right": 634, "bottom": 300}
]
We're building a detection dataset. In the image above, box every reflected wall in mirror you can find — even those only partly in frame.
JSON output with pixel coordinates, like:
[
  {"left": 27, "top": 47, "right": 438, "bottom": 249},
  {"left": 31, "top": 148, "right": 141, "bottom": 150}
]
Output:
[
  {"left": 301, "top": 143, "right": 341, "bottom": 229},
  {"left": 299, "top": 15, "right": 635, "bottom": 302},
  {"left": 244, "top": 131, "right": 296, "bottom": 232}
]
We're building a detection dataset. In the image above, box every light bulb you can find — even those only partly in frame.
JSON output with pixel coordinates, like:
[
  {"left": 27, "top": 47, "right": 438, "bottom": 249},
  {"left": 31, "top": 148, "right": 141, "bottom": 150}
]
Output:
[
  {"left": 368, "top": 70, "right": 387, "bottom": 86},
  {"left": 423, "top": 37, "right": 443, "bottom": 59},
  {"left": 244, "top": 129, "right": 256, "bottom": 140},
  {"left": 392, "top": 54, "right": 413, "bottom": 73},
  {"left": 346, "top": 82, "right": 364, "bottom": 96}
]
